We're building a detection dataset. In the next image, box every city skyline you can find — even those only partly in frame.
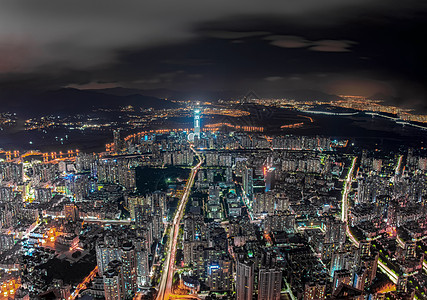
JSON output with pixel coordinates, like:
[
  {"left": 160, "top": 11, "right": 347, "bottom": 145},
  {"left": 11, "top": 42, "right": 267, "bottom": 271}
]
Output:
[{"left": 1, "top": 107, "right": 426, "bottom": 299}]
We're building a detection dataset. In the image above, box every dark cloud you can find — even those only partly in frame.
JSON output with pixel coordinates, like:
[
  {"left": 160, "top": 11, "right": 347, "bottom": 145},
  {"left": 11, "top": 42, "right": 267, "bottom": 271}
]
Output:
[
  {"left": 309, "top": 40, "right": 356, "bottom": 52},
  {"left": 265, "top": 76, "right": 285, "bottom": 82},
  {"left": 0, "top": 0, "right": 427, "bottom": 111},
  {"left": 0, "top": 0, "right": 373, "bottom": 72},
  {"left": 203, "top": 31, "right": 270, "bottom": 39},
  {"left": 267, "top": 35, "right": 356, "bottom": 52},
  {"left": 267, "top": 35, "right": 311, "bottom": 48}
]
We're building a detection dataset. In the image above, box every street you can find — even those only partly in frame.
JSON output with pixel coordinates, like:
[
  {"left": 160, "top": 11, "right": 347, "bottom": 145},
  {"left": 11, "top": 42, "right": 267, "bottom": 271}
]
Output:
[{"left": 156, "top": 147, "right": 203, "bottom": 300}]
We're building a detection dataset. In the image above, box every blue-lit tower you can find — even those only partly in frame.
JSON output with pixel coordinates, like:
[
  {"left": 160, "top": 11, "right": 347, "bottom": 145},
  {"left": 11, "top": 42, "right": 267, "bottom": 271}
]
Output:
[{"left": 194, "top": 108, "right": 201, "bottom": 138}]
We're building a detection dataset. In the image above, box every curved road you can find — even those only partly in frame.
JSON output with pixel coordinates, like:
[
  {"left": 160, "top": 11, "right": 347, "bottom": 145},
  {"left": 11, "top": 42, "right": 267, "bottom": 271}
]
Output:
[
  {"left": 156, "top": 147, "right": 203, "bottom": 300},
  {"left": 342, "top": 157, "right": 357, "bottom": 223},
  {"left": 342, "top": 157, "right": 399, "bottom": 284}
]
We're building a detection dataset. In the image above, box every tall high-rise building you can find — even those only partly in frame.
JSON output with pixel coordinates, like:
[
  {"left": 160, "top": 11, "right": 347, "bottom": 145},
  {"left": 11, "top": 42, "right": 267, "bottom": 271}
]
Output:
[
  {"left": 258, "top": 267, "right": 282, "bottom": 300},
  {"left": 330, "top": 251, "right": 357, "bottom": 277},
  {"left": 243, "top": 167, "right": 254, "bottom": 200},
  {"left": 127, "top": 195, "right": 145, "bottom": 220},
  {"left": 352, "top": 267, "right": 366, "bottom": 291},
  {"left": 103, "top": 260, "right": 124, "bottom": 300},
  {"left": 0, "top": 234, "right": 14, "bottom": 251},
  {"left": 332, "top": 270, "right": 351, "bottom": 293},
  {"left": 236, "top": 259, "right": 254, "bottom": 300},
  {"left": 359, "top": 240, "right": 371, "bottom": 257},
  {"left": 113, "top": 130, "right": 121, "bottom": 153},
  {"left": 0, "top": 162, "right": 23, "bottom": 184},
  {"left": 324, "top": 218, "right": 346, "bottom": 248},
  {"left": 396, "top": 276, "right": 408, "bottom": 293},
  {"left": 264, "top": 167, "right": 276, "bottom": 192},
  {"left": 96, "top": 236, "right": 121, "bottom": 276},
  {"left": 258, "top": 252, "right": 281, "bottom": 300},
  {"left": 121, "top": 242, "right": 137, "bottom": 297},
  {"left": 304, "top": 281, "right": 326, "bottom": 300},
  {"left": 35, "top": 187, "right": 52, "bottom": 203},
  {"left": 184, "top": 214, "right": 206, "bottom": 242},
  {"left": 97, "top": 235, "right": 150, "bottom": 297},
  {"left": 207, "top": 260, "right": 233, "bottom": 292},
  {"left": 403, "top": 241, "right": 417, "bottom": 259},
  {"left": 135, "top": 239, "right": 150, "bottom": 288},
  {"left": 194, "top": 108, "right": 201, "bottom": 138},
  {"left": 0, "top": 187, "right": 13, "bottom": 203},
  {"left": 361, "top": 252, "right": 378, "bottom": 285},
  {"left": 64, "top": 203, "right": 79, "bottom": 222}
]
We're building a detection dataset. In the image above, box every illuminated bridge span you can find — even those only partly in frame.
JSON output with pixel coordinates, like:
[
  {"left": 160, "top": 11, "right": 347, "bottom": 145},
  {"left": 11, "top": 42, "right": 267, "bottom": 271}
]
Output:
[
  {"left": 366, "top": 112, "right": 427, "bottom": 130},
  {"left": 280, "top": 122, "right": 304, "bottom": 129},
  {"left": 204, "top": 123, "right": 264, "bottom": 132},
  {"left": 302, "top": 110, "right": 359, "bottom": 116},
  {"left": 2, "top": 149, "right": 80, "bottom": 162},
  {"left": 297, "top": 115, "right": 314, "bottom": 123},
  {"left": 21, "top": 150, "right": 43, "bottom": 157}
]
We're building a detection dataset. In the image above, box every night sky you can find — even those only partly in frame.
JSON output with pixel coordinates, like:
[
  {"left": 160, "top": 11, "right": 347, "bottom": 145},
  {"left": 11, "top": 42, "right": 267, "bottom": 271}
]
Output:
[{"left": 1, "top": 0, "right": 427, "bottom": 111}]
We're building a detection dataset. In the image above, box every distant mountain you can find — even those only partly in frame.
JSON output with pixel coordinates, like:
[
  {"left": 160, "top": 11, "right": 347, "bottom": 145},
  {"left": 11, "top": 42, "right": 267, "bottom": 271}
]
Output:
[
  {"left": 259, "top": 89, "right": 343, "bottom": 101},
  {"left": 0, "top": 88, "right": 177, "bottom": 115},
  {"left": 92, "top": 87, "right": 241, "bottom": 102},
  {"left": 90, "top": 87, "right": 343, "bottom": 103},
  {"left": 90, "top": 87, "right": 180, "bottom": 99},
  {"left": 0, "top": 87, "right": 344, "bottom": 117}
]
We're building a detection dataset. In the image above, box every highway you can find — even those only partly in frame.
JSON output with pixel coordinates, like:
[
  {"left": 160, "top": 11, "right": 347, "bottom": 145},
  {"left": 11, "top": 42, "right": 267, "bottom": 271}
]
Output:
[
  {"left": 156, "top": 146, "right": 203, "bottom": 300},
  {"left": 341, "top": 157, "right": 357, "bottom": 223},
  {"left": 366, "top": 112, "right": 427, "bottom": 130},
  {"left": 68, "top": 266, "right": 98, "bottom": 300},
  {"left": 395, "top": 155, "right": 403, "bottom": 176},
  {"left": 341, "top": 156, "right": 400, "bottom": 284},
  {"left": 377, "top": 260, "right": 398, "bottom": 283}
]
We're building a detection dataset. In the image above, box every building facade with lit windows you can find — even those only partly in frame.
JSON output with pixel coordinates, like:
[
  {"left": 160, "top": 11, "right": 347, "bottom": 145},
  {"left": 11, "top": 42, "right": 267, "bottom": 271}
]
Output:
[
  {"left": 194, "top": 108, "right": 201, "bottom": 139},
  {"left": 236, "top": 259, "right": 254, "bottom": 300}
]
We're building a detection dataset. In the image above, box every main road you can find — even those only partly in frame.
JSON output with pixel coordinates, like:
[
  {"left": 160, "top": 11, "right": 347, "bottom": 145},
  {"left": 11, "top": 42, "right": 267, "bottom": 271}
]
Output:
[
  {"left": 156, "top": 146, "right": 203, "bottom": 300},
  {"left": 342, "top": 157, "right": 357, "bottom": 223},
  {"left": 68, "top": 266, "right": 98, "bottom": 300},
  {"left": 341, "top": 157, "right": 399, "bottom": 284}
]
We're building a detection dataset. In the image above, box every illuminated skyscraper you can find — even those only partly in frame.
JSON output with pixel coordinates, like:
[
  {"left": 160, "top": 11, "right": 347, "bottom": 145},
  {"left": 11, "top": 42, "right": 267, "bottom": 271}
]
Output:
[
  {"left": 121, "top": 242, "right": 137, "bottom": 297},
  {"left": 304, "top": 281, "right": 326, "bottom": 300},
  {"left": 96, "top": 235, "right": 121, "bottom": 276},
  {"left": 207, "top": 260, "right": 233, "bottom": 292},
  {"left": 243, "top": 167, "right": 254, "bottom": 200},
  {"left": 64, "top": 203, "right": 79, "bottom": 222},
  {"left": 135, "top": 239, "right": 150, "bottom": 288},
  {"left": 0, "top": 187, "right": 13, "bottom": 203},
  {"left": 332, "top": 270, "right": 351, "bottom": 293},
  {"left": 103, "top": 260, "right": 124, "bottom": 300},
  {"left": 236, "top": 259, "right": 254, "bottom": 300},
  {"left": 113, "top": 130, "right": 121, "bottom": 152},
  {"left": 264, "top": 167, "right": 276, "bottom": 192},
  {"left": 258, "top": 253, "right": 281, "bottom": 300},
  {"left": 194, "top": 109, "right": 201, "bottom": 138}
]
